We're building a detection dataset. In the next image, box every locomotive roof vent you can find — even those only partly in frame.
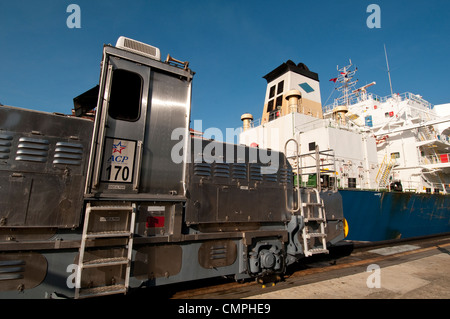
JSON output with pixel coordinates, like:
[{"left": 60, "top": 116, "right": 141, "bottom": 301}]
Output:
[{"left": 116, "top": 36, "right": 161, "bottom": 61}]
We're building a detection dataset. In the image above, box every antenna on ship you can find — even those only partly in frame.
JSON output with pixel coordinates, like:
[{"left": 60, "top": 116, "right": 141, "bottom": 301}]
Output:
[
  {"left": 328, "top": 60, "right": 358, "bottom": 125},
  {"left": 384, "top": 44, "right": 394, "bottom": 96},
  {"left": 335, "top": 59, "right": 358, "bottom": 107}
]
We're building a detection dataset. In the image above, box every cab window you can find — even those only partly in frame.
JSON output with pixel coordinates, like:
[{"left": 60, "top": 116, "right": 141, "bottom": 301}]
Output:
[{"left": 108, "top": 69, "right": 142, "bottom": 121}]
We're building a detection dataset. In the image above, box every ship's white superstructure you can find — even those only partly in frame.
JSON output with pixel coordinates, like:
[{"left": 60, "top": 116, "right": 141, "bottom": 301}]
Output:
[{"left": 239, "top": 60, "right": 450, "bottom": 194}]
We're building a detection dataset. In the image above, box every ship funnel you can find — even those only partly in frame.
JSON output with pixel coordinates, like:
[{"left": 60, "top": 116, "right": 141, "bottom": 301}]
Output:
[
  {"left": 285, "top": 90, "right": 302, "bottom": 113},
  {"left": 241, "top": 113, "right": 254, "bottom": 131}
]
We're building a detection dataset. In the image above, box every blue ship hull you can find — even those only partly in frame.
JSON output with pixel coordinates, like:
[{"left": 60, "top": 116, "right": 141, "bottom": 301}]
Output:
[{"left": 340, "top": 189, "right": 450, "bottom": 241}]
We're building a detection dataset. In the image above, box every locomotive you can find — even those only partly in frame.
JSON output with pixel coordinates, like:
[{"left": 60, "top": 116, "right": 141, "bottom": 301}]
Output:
[{"left": 0, "top": 37, "right": 346, "bottom": 298}]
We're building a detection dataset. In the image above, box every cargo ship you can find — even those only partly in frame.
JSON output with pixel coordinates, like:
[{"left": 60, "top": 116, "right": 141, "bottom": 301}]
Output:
[{"left": 239, "top": 59, "right": 450, "bottom": 241}]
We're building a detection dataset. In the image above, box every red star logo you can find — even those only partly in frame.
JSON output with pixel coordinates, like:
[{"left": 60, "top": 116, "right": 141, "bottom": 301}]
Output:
[{"left": 112, "top": 141, "right": 126, "bottom": 154}]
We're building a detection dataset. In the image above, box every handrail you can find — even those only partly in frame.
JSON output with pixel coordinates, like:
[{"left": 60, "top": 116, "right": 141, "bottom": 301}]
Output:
[
  {"left": 285, "top": 138, "right": 301, "bottom": 213},
  {"left": 133, "top": 140, "right": 143, "bottom": 191}
]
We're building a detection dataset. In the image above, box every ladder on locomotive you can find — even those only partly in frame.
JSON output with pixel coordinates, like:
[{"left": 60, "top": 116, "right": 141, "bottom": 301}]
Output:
[
  {"left": 285, "top": 139, "right": 328, "bottom": 257},
  {"left": 300, "top": 188, "right": 328, "bottom": 256},
  {"left": 75, "top": 203, "right": 136, "bottom": 299}
]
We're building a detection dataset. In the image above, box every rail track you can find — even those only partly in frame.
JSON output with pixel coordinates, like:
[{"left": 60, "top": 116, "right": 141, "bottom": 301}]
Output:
[{"left": 123, "top": 232, "right": 450, "bottom": 299}]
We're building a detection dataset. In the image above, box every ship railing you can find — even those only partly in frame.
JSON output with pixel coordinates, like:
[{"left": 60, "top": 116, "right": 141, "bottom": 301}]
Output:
[
  {"left": 400, "top": 180, "right": 448, "bottom": 194},
  {"left": 363, "top": 92, "right": 433, "bottom": 110},
  {"left": 419, "top": 153, "right": 450, "bottom": 165},
  {"left": 252, "top": 118, "right": 261, "bottom": 127},
  {"left": 290, "top": 147, "right": 337, "bottom": 192},
  {"left": 245, "top": 110, "right": 282, "bottom": 129},
  {"left": 267, "top": 109, "right": 284, "bottom": 122},
  {"left": 324, "top": 118, "right": 366, "bottom": 132},
  {"left": 418, "top": 128, "right": 450, "bottom": 143},
  {"left": 294, "top": 116, "right": 364, "bottom": 133},
  {"left": 323, "top": 91, "right": 433, "bottom": 114}
]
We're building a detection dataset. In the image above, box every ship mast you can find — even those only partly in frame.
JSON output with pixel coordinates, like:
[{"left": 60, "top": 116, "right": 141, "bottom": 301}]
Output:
[
  {"left": 335, "top": 60, "right": 358, "bottom": 107},
  {"left": 384, "top": 44, "right": 394, "bottom": 96}
]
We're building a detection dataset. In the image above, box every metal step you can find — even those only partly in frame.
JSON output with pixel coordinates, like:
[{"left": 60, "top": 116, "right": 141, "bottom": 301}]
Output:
[
  {"left": 305, "top": 232, "right": 327, "bottom": 239},
  {"left": 77, "top": 284, "right": 127, "bottom": 299},
  {"left": 88, "top": 206, "right": 133, "bottom": 211},
  {"left": 302, "top": 202, "right": 323, "bottom": 207},
  {"left": 304, "top": 217, "right": 325, "bottom": 222},
  {"left": 307, "top": 248, "right": 329, "bottom": 255},
  {"left": 85, "top": 231, "right": 131, "bottom": 239},
  {"left": 82, "top": 257, "right": 129, "bottom": 269}
]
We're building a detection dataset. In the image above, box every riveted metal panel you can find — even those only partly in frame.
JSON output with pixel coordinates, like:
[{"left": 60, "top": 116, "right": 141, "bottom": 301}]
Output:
[
  {"left": 198, "top": 240, "right": 237, "bottom": 269},
  {"left": 185, "top": 139, "right": 293, "bottom": 224},
  {"left": 134, "top": 245, "right": 182, "bottom": 280},
  {"left": 0, "top": 106, "right": 93, "bottom": 229}
]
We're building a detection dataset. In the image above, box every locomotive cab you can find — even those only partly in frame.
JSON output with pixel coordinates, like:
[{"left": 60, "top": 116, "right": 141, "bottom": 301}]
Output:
[{"left": 85, "top": 37, "right": 193, "bottom": 199}]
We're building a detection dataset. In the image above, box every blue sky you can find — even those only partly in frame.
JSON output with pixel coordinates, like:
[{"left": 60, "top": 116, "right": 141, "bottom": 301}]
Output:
[{"left": 1, "top": 0, "right": 449, "bottom": 133}]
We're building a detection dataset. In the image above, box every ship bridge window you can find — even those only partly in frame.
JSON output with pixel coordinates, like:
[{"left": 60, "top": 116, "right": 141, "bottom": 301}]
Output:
[
  {"left": 267, "top": 100, "right": 274, "bottom": 113},
  {"left": 277, "top": 80, "right": 284, "bottom": 95},
  {"left": 275, "top": 96, "right": 283, "bottom": 109},
  {"left": 108, "top": 69, "right": 142, "bottom": 122},
  {"left": 269, "top": 85, "right": 276, "bottom": 99},
  {"left": 267, "top": 81, "right": 285, "bottom": 116}
]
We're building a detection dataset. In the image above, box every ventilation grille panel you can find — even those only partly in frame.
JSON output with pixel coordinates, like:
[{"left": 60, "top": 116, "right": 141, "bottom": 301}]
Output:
[
  {"left": 213, "top": 163, "right": 230, "bottom": 178},
  {"left": 15, "top": 137, "right": 49, "bottom": 163},
  {"left": 116, "top": 36, "right": 161, "bottom": 61},
  {"left": 194, "top": 163, "right": 211, "bottom": 177},
  {"left": 250, "top": 164, "right": 263, "bottom": 181},
  {"left": 232, "top": 163, "right": 247, "bottom": 180},
  {"left": 0, "top": 134, "right": 13, "bottom": 160},
  {"left": 53, "top": 142, "right": 83, "bottom": 166}
]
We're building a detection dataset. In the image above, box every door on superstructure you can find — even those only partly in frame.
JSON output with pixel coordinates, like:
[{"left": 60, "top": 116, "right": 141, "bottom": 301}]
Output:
[{"left": 88, "top": 56, "right": 150, "bottom": 196}]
